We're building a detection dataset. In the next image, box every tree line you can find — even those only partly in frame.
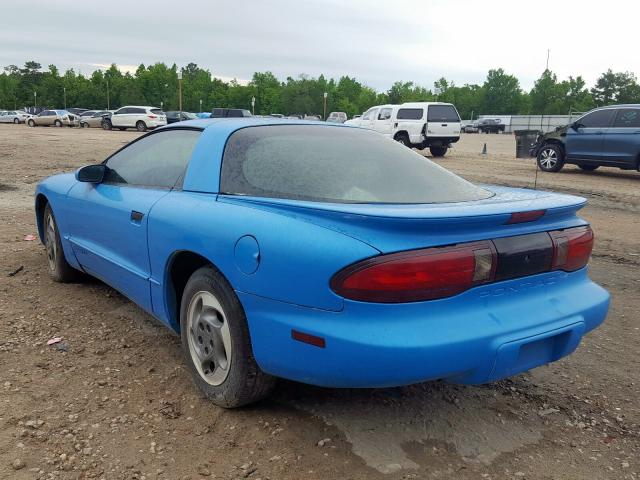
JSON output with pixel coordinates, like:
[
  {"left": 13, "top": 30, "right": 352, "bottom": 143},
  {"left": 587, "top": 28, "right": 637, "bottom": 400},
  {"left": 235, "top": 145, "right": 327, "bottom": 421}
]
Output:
[{"left": 1, "top": 61, "right": 639, "bottom": 119}]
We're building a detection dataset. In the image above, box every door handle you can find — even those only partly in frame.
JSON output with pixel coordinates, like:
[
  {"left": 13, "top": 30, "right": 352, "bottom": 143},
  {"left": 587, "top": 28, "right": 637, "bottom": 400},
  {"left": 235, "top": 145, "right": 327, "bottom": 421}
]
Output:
[
  {"left": 441, "top": 124, "right": 448, "bottom": 127},
  {"left": 130, "top": 210, "right": 144, "bottom": 222}
]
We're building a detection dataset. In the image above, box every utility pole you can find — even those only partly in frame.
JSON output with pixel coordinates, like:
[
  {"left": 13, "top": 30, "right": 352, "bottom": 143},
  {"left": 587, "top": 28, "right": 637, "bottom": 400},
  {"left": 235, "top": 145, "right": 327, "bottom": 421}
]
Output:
[
  {"left": 323, "top": 92, "right": 328, "bottom": 120},
  {"left": 177, "top": 71, "right": 183, "bottom": 114},
  {"left": 251, "top": 96, "right": 255, "bottom": 115},
  {"left": 106, "top": 80, "right": 110, "bottom": 110},
  {"left": 199, "top": 98, "right": 203, "bottom": 113},
  {"left": 63, "top": 86, "right": 66, "bottom": 110},
  {"left": 546, "top": 49, "right": 550, "bottom": 71}
]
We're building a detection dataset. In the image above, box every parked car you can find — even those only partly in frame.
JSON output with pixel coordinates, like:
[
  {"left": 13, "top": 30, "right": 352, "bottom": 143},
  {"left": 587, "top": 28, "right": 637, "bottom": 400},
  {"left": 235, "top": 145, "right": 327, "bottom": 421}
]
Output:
[
  {"left": 327, "top": 111, "right": 347, "bottom": 123},
  {"left": 462, "top": 121, "right": 479, "bottom": 133},
  {"left": 346, "top": 102, "right": 461, "bottom": 156},
  {"left": 102, "top": 106, "right": 167, "bottom": 132},
  {"left": 66, "top": 108, "right": 90, "bottom": 117},
  {"left": 530, "top": 105, "right": 640, "bottom": 173},
  {"left": 166, "top": 111, "right": 198, "bottom": 124},
  {"left": 304, "top": 114, "right": 322, "bottom": 121},
  {"left": 79, "top": 111, "right": 112, "bottom": 128},
  {"left": 26, "top": 110, "right": 78, "bottom": 127},
  {"left": 0, "top": 110, "right": 31, "bottom": 124},
  {"left": 35, "top": 119, "right": 609, "bottom": 407},
  {"left": 196, "top": 112, "right": 212, "bottom": 119},
  {"left": 211, "top": 108, "right": 252, "bottom": 118},
  {"left": 477, "top": 119, "right": 505, "bottom": 134}
]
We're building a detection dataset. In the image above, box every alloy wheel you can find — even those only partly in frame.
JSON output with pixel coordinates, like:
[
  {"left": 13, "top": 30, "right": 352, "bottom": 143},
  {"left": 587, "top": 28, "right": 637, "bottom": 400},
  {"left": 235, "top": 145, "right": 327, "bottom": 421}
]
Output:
[
  {"left": 44, "top": 212, "right": 57, "bottom": 271},
  {"left": 539, "top": 148, "right": 558, "bottom": 169},
  {"left": 186, "top": 291, "right": 232, "bottom": 386}
]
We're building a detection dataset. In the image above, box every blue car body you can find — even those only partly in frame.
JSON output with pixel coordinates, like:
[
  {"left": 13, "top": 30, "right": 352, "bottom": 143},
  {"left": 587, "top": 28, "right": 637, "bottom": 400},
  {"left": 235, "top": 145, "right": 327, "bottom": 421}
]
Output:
[{"left": 35, "top": 119, "right": 610, "bottom": 388}]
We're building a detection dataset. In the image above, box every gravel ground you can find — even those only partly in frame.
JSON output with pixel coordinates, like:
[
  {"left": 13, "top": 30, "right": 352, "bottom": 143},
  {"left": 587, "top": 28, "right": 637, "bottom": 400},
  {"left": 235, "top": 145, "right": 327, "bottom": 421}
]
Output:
[{"left": 0, "top": 125, "right": 638, "bottom": 480}]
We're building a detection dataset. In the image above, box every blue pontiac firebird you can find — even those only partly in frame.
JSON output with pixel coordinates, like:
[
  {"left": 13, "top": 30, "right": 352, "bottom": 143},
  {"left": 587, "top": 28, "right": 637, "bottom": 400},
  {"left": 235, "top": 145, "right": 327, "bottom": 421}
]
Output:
[{"left": 35, "top": 118, "right": 610, "bottom": 407}]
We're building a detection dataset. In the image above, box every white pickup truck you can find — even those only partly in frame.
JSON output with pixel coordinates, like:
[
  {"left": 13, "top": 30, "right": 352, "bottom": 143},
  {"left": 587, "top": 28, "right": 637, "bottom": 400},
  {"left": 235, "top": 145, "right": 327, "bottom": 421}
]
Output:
[{"left": 345, "top": 102, "right": 461, "bottom": 156}]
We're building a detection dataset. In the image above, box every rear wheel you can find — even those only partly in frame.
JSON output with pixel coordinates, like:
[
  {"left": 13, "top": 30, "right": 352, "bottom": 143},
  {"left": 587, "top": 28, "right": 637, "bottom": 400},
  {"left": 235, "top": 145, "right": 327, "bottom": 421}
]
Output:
[
  {"left": 429, "top": 146, "right": 448, "bottom": 157},
  {"left": 80, "top": 122, "right": 87, "bottom": 128},
  {"left": 136, "top": 121, "right": 147, "bottom": 132},
  {"left": 180, "top": 266, "right": 275, "bottom": 408},
  {"left": 394, "top": 133, "right": 410, "bottom": 147},
  {"left": 43, "top": 204, "right": 81, "bottom": 283},
  {"left": 537, "top": 144, "right": 565, "bottom": 172},
  {"left": 28, "top": 119, "right": 35, "bottom": 127},
  {"left": 578, "top": 165, "right": 599, "bottom": 172},
  {"left": 13, "top": 118, "right": 19, "bottom": 124},
  {"left": 54, "top": 119, "right": 62, "bottom": 127}
]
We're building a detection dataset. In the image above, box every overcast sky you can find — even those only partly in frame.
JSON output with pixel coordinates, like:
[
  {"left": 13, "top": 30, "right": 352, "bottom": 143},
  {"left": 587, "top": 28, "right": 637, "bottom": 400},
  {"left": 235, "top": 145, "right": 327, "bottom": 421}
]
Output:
[{"left": 2, "top": 0, "right": 639, "bottom": 91}]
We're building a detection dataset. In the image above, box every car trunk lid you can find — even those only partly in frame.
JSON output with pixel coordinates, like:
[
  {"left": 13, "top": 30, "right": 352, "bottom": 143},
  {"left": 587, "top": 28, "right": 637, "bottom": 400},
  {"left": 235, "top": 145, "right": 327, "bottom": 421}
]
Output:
[{"left": 219, "top": 185, "right": 587, "bottom": 254}]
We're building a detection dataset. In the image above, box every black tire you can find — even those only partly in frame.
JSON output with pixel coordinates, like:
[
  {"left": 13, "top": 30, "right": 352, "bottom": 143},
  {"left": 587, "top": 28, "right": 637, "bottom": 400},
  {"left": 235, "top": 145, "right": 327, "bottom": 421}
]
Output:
[
  {"left": 180, "top": 266, "right": 276, "bottom": 408},
  {"left": 537, "top": 144, "right": 565, "bottom": 172},
  {"left": 429, "top": 146, "right": 448, "bottom": 157},
  {"left": 28, "top": 119, "right": 35, "bottom": 127},
  {"left": 80, "top": 122, "right": 87, "bottom": 128},
  {"left": 394, "top": 133, "right": 410, "bottom": 147},
  {"left": 43, "top": 204, "right": 82, "bottom": 283},
  {"left": 578, "top": 165, "right": 599, "bottom": 172},
  {"left": 136, "top": 121, "right": 147, "bottom": 132},
  {"left": 102, "top": 119, "right": 112, "bottom": 130},
  {"left": 54, "top": 119, "right": 62, "bottom": 127},
  {"left": 13, "top": 118, "right": 19, "bottom": 124}
]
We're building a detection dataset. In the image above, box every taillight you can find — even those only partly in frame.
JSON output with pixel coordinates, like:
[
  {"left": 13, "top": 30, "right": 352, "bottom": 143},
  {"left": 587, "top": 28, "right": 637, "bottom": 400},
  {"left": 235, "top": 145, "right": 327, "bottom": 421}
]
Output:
[
  {"left": 331, "top": 226, "right": 594, "bottom": 303},
  {"left": 549, "top": 226, "right": 594, "bottom": 272},
  {"left": 330, "top": 241, "right": 496, "bottom": 303},
  {"left": 148, "top": 114, "right": 157, "bottom": 119}
]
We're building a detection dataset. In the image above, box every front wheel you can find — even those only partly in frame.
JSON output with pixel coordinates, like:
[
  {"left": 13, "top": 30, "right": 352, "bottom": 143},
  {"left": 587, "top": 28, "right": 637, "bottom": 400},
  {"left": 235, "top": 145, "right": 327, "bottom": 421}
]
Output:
[
  {"left": 54, "top": 120, "right": 62, "bottom": 127},
  {"left": 43, "top": 204, "right": 81, "bottom": 282},
  {"left": 537, "top": 144, "right": 565, "bottom": 172},
  {"left": 14, "top": 118, "right": 19, "bottom": 124},
  {"left": 136, "top": 121, "right": 147, "bottom": 132},
  {"left": 180, "top": 266, "right": 275, "bottom": 408},
  {"left": 28, "top": 119, "right": 35, "bottom": 127},
  {"left": 102, "top": 119, "right": 112, "bottom": 130},
  {"left": 429, "top": 146, "right": 448, "bottom": 157}
]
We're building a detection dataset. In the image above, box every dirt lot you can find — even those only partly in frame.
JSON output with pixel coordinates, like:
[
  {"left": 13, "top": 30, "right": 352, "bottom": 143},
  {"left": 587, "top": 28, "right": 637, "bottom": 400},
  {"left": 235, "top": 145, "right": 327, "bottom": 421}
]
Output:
[{"left": 0, "top": 125, "right": 639, "bottom": 480}]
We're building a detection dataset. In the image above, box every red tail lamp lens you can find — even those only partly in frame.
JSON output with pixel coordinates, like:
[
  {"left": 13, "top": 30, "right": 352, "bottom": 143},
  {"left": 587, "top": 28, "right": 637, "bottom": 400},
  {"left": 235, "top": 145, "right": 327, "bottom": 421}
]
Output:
[
  {"left": 506, "top": 210, "right": 546, "bottom": 224},
  {"left": 330, "top": 241, "right": 496, "bottom": 303},
  {"left": 549, "top": 226, "right": 594, "bottom": 271}
]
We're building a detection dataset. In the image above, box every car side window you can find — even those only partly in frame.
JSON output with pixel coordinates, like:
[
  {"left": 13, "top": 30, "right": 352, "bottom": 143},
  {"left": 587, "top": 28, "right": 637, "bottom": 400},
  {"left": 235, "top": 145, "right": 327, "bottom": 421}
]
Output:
[
  {"left": 361, "top": 109, "right": 373, "bottom": 121},
  {"left": 397, "top": 108, "right": 424, "bottom": 120},
  {"left": 579, "top": 109, "right": 615, "bottom": 128},
  {"left": 377, "top": 108, "right": 392, "bottom": 120},
  {"left": 103, "top": 129, "right": 201, "bottom": 188},
  {"left": 132, "top": 108, "right": 146, "bottom": 114},
  {"left": 613, "top": 109, "right": 640, "bottom": 128}
]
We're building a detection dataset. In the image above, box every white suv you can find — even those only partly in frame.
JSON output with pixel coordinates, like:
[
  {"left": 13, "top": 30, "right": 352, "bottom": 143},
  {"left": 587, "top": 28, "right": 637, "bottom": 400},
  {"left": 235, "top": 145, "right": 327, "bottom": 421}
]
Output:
[
  {"left": 103, "top": 106, "right": 167, "bottom": 132},
  {"left": 346, "top": 102, "right": 461, "bottom": 156}
]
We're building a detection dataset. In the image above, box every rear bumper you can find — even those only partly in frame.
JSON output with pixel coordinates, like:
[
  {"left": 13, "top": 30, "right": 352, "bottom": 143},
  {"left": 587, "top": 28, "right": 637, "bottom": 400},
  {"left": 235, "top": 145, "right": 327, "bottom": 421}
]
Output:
[{"left": 240, "top": 268, "right": 609, "bottom": 387}]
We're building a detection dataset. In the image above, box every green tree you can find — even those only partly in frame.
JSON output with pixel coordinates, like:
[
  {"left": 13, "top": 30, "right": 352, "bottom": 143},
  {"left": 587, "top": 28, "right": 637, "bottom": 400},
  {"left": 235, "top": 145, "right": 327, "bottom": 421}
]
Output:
[{"left": 482, "top": 68, "right": 523, "bottom": 114}]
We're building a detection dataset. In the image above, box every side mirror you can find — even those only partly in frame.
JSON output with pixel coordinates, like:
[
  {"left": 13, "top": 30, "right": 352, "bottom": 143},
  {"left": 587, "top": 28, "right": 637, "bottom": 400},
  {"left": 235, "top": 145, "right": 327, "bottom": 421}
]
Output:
[
  {"left": 571, "top": 122, "right": 582, "bottom": 130},
  {"left": 75, "top": 164, "right": 106, "bottom": 183}
]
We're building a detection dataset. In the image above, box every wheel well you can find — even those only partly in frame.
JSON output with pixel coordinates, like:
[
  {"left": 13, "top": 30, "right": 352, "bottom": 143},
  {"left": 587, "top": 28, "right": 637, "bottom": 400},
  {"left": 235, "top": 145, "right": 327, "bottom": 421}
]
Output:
[
  {"left": 541, "top": 140, "right": 565, "bottom": 156},
  {"left": 394, "top": 130, "right": 409, "bottom": 140},
  {"left": 35, "top": 194, "right": 48, "bottom": 242},
  {"left": 166, "top": 251, "right": 213, "bottom": 330}
]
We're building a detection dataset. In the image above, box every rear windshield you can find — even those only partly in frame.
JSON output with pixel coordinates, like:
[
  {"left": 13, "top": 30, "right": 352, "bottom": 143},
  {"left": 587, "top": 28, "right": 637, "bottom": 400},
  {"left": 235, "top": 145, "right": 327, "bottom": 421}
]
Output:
[
  {"left": 427, "top": 105, "right": 460, "bottom": 123},
  {"left": 396, "top": 108, "right": 423, "bottom": 120},
  {"left": 150, "top": 109, "right": 164, "bottom": 115},
  {"left": 220, "top": 125, "right": 492, "bottom": 204}
]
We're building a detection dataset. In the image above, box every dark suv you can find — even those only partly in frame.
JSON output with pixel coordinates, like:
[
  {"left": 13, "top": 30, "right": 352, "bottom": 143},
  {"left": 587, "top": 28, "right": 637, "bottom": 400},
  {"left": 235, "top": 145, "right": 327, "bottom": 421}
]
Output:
[
  {"left": 530, "top": 105, "right": 640, "bottom": 173},
  {"left": 477, "top": 119, "right": 505, "bottom": 134},
  {"left": 211, "top": 108, "right": 252, "bottom": 118}
]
